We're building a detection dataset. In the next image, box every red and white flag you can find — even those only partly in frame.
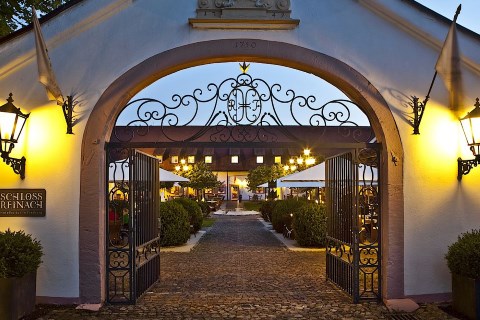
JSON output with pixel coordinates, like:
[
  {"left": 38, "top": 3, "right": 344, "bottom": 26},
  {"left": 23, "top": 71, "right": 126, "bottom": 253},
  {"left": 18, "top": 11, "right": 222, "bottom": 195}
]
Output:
[
  {"left": 435, "top": 10, "right": 463, "bottom": 110},
  {"left": 32, "top": 7, "right": 64, "bottom": 106}
]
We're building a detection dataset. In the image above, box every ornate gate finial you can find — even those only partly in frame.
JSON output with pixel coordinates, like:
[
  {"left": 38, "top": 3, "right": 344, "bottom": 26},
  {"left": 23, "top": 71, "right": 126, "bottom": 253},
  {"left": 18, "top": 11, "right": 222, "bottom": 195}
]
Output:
[{"left": 239, "top": 62, "right": 250, "bottom": 74}]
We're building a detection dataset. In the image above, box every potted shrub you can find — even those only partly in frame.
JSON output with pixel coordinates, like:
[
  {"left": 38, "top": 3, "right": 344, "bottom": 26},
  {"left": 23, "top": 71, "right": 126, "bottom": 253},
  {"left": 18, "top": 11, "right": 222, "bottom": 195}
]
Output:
[
  {"left": 0, "top": 229, "right": 43, "bottom": 320},
  {"left": 445, "top": 229, "right": 480, "bottom": 320}
]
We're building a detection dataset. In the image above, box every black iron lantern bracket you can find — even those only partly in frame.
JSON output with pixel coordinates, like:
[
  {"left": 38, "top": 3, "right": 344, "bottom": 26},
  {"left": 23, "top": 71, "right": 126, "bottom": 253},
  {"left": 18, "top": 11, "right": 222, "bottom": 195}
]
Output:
[
  {"left": 62, "top": 95, "right": 74, "bottom": 134},
  {"left": 457, "top": 155, "right": 480, "bottom": 180},
  {"left": 410, "top": 5, "right": 461, "bottom": 135},
  {"left": 410, "top": 96, "right": 427, "bottom": 135},
  {"left": 1, "top": 153, "right": 26, "bottom": 179},
  {"left": 410, "top": 68, "right": 438, "bottom": 135}
]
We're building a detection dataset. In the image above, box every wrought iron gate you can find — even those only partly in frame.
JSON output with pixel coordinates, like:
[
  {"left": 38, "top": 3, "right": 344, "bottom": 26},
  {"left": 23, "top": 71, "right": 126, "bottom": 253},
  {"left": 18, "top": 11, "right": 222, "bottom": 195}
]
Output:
[
  {"left": 104, "top": 63, "right": 381, "bottom": 303},
  {"left": 325, "top": 147, "right": 381, "bottom": 303},
  {"left": 106, "top": 148, "right": 160, "bottom": 304}
]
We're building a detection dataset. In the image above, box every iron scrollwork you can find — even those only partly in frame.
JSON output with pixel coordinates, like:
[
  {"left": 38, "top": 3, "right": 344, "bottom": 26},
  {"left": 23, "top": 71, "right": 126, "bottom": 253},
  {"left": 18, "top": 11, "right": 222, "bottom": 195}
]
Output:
[
  {"left": 457, "top": 157, "right": 480, "bottom": 180},
  {"left": 326, "top": 148, "right": 381, "bottom": 302},
  {"left": 114, "top": 67, "right": 372, "bottom": 144},
  {"left": 1, "top": 156, "right": 26, "bottom": 179},
  {"left": 356, "top": 148, "right": 380, "bottom": 301}
]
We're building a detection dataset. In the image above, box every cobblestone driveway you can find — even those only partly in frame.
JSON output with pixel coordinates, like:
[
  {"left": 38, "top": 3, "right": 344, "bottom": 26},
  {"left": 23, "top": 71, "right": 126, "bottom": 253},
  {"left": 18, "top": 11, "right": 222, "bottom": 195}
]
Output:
[{"left": 36, "top": 215, "right": 455, "bottom": 319}]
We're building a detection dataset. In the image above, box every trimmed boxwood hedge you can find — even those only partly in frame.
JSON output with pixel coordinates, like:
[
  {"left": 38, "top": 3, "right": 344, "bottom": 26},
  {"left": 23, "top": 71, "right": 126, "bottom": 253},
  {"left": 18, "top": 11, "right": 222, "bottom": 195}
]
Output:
[
  {"left": 196, "top": 200, "right": 211, "bottom": 218},
  {"left": 292, "top": 203, "right": 327, "bottom": 247},
  {"left": 271, "top": 199, "right": 307, "bottom": 233},
  {"left": 445, "top": 229, "right": 480, "bottom": 279},
  {"left": 259, "top": 200, "right": 277, "bottom": 222},
  {"left": 159, "top": 201, "right": 190, "bottom": 246},
  {"left": 173, "top": 198, "right": 204, "bottom": 232}
]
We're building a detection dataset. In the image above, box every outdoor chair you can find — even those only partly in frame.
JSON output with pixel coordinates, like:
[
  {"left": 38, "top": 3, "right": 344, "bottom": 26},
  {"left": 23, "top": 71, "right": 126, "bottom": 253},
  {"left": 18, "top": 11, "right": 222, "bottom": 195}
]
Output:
[{"left": 283, "top": 224, "right": 294, "bottom": 239}]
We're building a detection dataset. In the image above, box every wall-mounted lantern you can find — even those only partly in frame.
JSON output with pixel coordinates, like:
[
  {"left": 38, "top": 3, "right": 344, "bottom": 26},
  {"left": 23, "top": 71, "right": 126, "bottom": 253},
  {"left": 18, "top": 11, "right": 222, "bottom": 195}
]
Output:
[
  {"left": 0, "top": 93, "right": 29, "bottom": 179},
  {"left": 458, "top": 98, "right": 480, "bottom": 180}
]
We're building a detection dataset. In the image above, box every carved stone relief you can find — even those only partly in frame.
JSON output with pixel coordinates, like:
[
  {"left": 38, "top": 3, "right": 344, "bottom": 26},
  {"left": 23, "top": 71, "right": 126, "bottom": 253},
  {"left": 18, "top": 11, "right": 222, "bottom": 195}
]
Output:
[
  {"left": 193, "top": 0, "right": 297, "bottom": 24},
  {"left": 198, "top": 0, "right": 290, "bottom": 10}
]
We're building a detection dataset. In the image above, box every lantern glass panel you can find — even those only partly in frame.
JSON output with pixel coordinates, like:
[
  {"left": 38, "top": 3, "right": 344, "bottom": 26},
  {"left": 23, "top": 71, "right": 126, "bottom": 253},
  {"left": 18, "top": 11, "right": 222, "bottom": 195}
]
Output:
[
  {"left": 0, "top": 111, "right": 17, "bottom": 141},
  {"left": 470, "top": 117, "right": 480, "bottom": 145}
]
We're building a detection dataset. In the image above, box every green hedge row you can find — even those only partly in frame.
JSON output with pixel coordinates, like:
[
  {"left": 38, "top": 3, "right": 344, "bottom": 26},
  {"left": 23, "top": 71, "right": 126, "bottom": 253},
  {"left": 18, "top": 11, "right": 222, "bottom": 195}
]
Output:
[
  {"left": 172, "top": 198, "right": 203, "bottom": 232},
  {"left": 271, "top": 199, "right": 307, "bottom": 233},
  {"left": 159, "top": 198, "right": 204, "bottom": 247},
  {"left": 259, "top": 200, "right": 277, "bottom": 222},
  {"left": 158, "top": 201, "right": 190, "bottom": 246},
  {"left": 196, "top": 200, "right": 211, "bottom": 217},
  {"left": 293, "top": 203, "right": 327, "bottom": 247},
  {"left": 261, "top": 199, "right": 327, "bottom": 248}
]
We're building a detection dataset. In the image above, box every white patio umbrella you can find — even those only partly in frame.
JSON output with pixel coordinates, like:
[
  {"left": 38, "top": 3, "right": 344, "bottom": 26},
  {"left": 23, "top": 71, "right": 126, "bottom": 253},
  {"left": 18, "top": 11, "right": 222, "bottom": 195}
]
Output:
[
  {"left": 257, "top": 162, "right": 377, "bottom": 188},
  {"left": 159, "top": 168, "right": 190, "bottom": 182},
  {"left": 257, "top": 163, "right": 325, "bottom": 188}
]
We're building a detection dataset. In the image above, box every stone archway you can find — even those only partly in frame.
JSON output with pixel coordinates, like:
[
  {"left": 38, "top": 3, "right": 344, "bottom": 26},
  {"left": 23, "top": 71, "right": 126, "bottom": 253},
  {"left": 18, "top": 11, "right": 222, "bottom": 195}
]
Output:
[{"left": 79, "top": 39, "right": 404, "bottom": 303}]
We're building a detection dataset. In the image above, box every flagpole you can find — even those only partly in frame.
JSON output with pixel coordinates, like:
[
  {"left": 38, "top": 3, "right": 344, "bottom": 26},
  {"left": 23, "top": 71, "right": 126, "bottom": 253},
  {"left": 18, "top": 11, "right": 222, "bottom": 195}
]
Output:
[{"left": 411, "top": 4, "right": 461, "bottom": 135}]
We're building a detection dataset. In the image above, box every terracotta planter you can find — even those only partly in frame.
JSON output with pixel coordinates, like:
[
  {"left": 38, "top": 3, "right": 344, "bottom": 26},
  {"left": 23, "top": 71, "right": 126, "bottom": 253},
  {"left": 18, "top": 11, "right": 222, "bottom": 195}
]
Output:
[
  {"left": 452, "top": 273, "right": 480, "bottom": 320},
  {"left": 0, "top": 272, "right": 37, "bottom": 320}
]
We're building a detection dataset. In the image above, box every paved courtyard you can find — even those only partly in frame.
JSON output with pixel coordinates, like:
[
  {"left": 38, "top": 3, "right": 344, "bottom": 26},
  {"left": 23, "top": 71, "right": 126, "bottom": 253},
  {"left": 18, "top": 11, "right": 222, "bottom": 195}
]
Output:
[{"left": 33, "top": 214, "right": 456, "bottom": 319}]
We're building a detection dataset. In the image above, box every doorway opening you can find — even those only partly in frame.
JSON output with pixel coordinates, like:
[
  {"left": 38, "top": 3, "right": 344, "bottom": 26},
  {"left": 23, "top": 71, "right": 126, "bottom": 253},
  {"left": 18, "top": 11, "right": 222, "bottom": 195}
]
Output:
[
  {"left": 79, "top": 39, "right": 404, "bottom": 304},
  {"left": 105, "top": 62, "right": 381, "bottom": 304}
]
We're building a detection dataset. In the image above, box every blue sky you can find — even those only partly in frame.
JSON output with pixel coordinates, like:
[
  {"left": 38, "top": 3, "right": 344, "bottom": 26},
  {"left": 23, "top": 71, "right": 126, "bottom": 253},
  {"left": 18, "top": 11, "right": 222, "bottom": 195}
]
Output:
[{"left": 416, "top": 0, "right": 480, "bottom": 34}]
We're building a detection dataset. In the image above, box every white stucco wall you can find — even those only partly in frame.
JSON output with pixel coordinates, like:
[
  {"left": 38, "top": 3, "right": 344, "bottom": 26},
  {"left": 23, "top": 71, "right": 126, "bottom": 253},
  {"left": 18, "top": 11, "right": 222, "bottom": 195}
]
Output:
[{"left": 1, "top": 0, "right": 480, "bottom": 299}]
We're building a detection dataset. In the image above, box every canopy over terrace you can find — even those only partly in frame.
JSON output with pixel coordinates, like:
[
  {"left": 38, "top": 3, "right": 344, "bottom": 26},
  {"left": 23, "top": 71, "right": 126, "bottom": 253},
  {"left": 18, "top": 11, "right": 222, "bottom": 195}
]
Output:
[
  {"left": 257, "top": 163, "right": 325, "bottom": 188},
  {"left": 108, "top": 165, "right": 190, "bottom": 183},
  {"left": 258, "top": 162, "right": 377, "bottom": 188}
]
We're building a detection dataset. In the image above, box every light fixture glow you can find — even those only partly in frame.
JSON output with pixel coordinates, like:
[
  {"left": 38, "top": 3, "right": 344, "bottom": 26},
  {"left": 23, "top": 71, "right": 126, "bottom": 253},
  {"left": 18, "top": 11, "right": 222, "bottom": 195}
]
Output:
[
  {"left": 0, "top": 93, "right": 29, "bottom": 179},
  {"left": 458, "top": 98, "right": 480, "bottom": 180}
]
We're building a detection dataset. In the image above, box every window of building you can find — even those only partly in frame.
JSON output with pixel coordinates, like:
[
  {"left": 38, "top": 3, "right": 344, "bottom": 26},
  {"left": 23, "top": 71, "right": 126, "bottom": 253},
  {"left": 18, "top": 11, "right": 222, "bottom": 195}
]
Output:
[
  {"left": 156, "top": 155, "right": 163, "bottom": 163},
  {"left": 171, "top": 156, "right": 179, "bottom": 164},
  {"left": 231, "top": 155, "right": 239, "bottom": 164},
  {"left": 205, "top": 155, "right": 213, "bottom": 164},
  {"left": 188, "top": 156, "right": 195, "bottom": 164},
  {"left": 274, "top": 156, "right": 282, "bottom": 164},
  {"left": 256, "top": 156, "right": 264, "bottom": 164}
]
